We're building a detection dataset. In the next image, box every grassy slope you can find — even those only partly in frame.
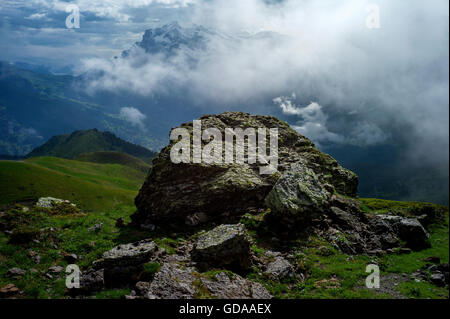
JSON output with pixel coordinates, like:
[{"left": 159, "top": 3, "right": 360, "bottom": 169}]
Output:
[
  {"left": 75, "top": 151, "right": 150, "bottom": 174},
  {"left": 0, "top": 157, "right": 146, "bottom": 211},
  {"left": 0, "top": 156, "right": 149, "bottom": 298},
  {"left": 0, "top": 159, "right": 448, "bottom": 299}
]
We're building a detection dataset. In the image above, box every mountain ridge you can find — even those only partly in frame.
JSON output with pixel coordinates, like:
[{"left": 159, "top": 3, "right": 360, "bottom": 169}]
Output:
[{"left": 27, "top": 129, "right": 157, "bottom": 164}]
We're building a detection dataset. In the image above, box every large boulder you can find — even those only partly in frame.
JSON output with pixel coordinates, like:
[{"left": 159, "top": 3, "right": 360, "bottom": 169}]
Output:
[
  {"left": 132, "top": 112, "right": 357, "bottom": 227},
  {"left": 192, "top": 224, "right": 251, "bottom": 271}
]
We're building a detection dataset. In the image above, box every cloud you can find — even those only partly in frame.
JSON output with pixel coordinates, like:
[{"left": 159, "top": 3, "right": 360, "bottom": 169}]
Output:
[
  {"left": 25, "top": 12, "right": 48, "bottom": 20},
  {"left": 29, "top": 0, "right": 196, "bottom": 22},
  {"left": 120, "top": 106, "right": 147, "bottom": 128},
  {"left": 274, "top": 95, "right": 388, "bottom": 147},
  {"left": 3, "top": 0, "right": 447, "bottom": 176}
]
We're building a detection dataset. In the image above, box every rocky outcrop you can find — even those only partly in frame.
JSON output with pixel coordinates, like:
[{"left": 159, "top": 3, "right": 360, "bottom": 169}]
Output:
[
  {"left": 192, "top": 224, "right": 251, "bottom": 271},
  {"left": 314, "top": 195, "right": 431, "bottom": 254},
  {"left": 144, "top": 263, "right": 272, "bottom": 299},
  {"left": 375, "top": 215, "right": 430, "bottom": 250},
  {"left": 132, "top": 112, "right": 357, "bottom": 227}
]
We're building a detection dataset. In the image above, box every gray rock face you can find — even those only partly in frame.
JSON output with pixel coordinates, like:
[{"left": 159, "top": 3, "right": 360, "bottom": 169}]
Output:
[
  {"left": 144, "top": 263, "right": 272, "bottom": 299},
  {"left": 132, "top": 112, "right": 357, "bottom": 227},
  {"left": 146, "top": 263, "right": 197, "bottom": 299},
  {"left": 265, "top": 163, "right": 332, "bottom": 225},
  {"left": 265, "top": 257, "right": 295, "bottom": 280},
  {"left": 200, "top": 272, "right": 272, "bottom": 299},
  {"left": 94, "top": 240, "right": 157, "bottom": 268},
  {"left": 192, "top": 224, "right": 251, "bottom": 271},
  {"left": 7, "top": 267, "right": 26, "bottom": 277}
]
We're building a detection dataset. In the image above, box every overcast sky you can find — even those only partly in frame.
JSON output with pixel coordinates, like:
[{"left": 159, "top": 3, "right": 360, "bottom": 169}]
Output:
[{"left": 0, "top": 0, "right": 448, "bottom": 172}]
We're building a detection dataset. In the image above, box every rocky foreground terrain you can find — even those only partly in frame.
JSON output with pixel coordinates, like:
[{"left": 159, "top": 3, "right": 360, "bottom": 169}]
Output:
[{"left": 1, "top": 112, "right": 448, "bottom": 299}]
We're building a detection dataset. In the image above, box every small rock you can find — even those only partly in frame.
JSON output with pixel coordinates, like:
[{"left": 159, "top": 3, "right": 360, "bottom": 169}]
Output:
[
  {"left": 427, "top": 265, "right": 438, "bottom": 272},
  {"left": 265, "top": 257, "right": 295, "bottom": 280},
  {"left": 315, "top": 278, "right": 341, "bottom": 289},
  {"left": 0, "top": 284, "right": 20, "bottom": 297},
  {"left": 430, "top": 273, "right": 446, "bottom": 287},
  {"left": 201, "top": 272, "right": 272, "bottom": 299},
  {"left": 192, "top": 224, "right": 251, "bottom": 271},
  {"left": 88, "top": 223, "right": 103, "bottom": 232},
  {"left": 424, "top": 256, "right": 441, "bottom": 264},
  {"left": 69, "top": 269, "right": 105, "bottom": 295},
  {"left": 7, "top": 267, "right": 26, "bottom": 277},
  {"left": 48, "top": 266, "right": 64, "bottom": 274},
  {"left": 64, "top": 253, "right": 78, "bottom": 263},
  {"left": 398, "top": 248, "right": 412, "bottom": 255},
  {"left": 93, "top": 240, "right": 157, "bottom": 269}
]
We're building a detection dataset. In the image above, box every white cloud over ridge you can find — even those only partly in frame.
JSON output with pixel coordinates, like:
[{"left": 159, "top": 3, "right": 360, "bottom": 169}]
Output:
[
  {"left": 274, "top": 95, "right": 388, "bottom": 147},
  {"left": 120, "top": 106, "right": 147, "bottom": 129}
]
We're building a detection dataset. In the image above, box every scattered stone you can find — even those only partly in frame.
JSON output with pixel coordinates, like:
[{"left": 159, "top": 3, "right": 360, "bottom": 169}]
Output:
[
  {"left": 36, "top": 197, "right": 76, "bottom": 208},
  {"left": 88, "top": 223, "right": 103, "bottom": 232},
  {"left": 69, "top": 269, "right": 105, "bottom": 295},
  {"left": 265, "top": 256, "right": 295, "bottom": 280},
  {"left": 424, "top": 256, "right": 441, "bottom": 264},
  {"left": 7, "top": 267, "right": 26, "bottom": 278},
  {"left": 200, "top": 272, "right": 272, "bottom": 299},
  {"left": 146, "top": 263, "right": 197, "bottom": 299},
  {"left": 29, "top": 268, "right": 39, "bottom": 274},
  {"left": 93, "top": 240, "right": 157, "bottom": 269},
  {"left": 0, "top": 284, "right": 20, "bottom": 297},
  {"left": 192, "top": 224, "right": 251, "bottom": 271},
  {"left": 398, "top": 248, "right": 412, "bottom": 255},
  {"left": 28, "top": 250, "right": 41, "bottom": 264},
  {"left": 427, "top": 265, "right": 438, "bottom": 272},
  {"left": 430, "top": 272, "right": 446, "bottom": 287},
  {"left": 64, "top": 253, "right": 78, "bottom": 263},
  {"left": 315, "top": 278, "right": 341, "bottom": 289},
  {"left": 48, "top": 266, "right": 64, "bottom": 274}
]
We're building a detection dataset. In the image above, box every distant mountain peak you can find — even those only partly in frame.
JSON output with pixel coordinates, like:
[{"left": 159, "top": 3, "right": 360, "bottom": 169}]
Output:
[{"left": 27, "top": 129, "right": 157, "bottom": 163}]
